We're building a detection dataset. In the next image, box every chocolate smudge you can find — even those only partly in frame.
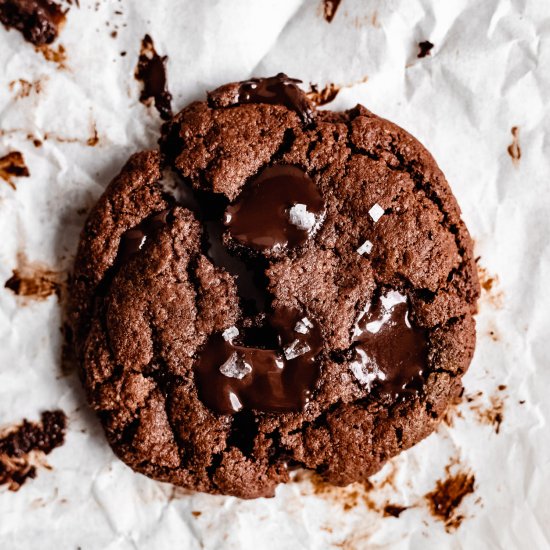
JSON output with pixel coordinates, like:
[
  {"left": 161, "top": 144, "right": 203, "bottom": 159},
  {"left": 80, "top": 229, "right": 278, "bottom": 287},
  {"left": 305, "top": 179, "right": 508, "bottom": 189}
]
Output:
[
  {"left": 135, "top": 34, "right": 172, "bottom": 120},
  {"left": 477, "top": 266, "right": 503, "bottom": 308},
  {"left": 5, "top": 254, "right": 64, "bottom": 301},
  {"left": 0, "top": 151, "right": 30, "bottom": 189},
  {"left": 383, "top": 503, "right": 408, "bottom": 518},
  {"left": 0, "top": 0, "right": 66, "bottom": 45},
  {"left": 307, "top": 82, "right": 340, "bottom": 106},
  {"left": 35, "top": 42, "right": 66, "bottom": 67},
  {"left": 323, "top": 0, "right": 342, "bottom": 23},
  {"left": 425, "top": 468, "right": 475, "bottom": 532},
  {"left": 417, "top": 41, "right": 434, "bottom": 58},
  {"left": 507, "top": 126, "right": 521, "bottom": 166},
  {"left": 87, "top": 124, "right": 99, "bottom": 146},
  {"left": 8, "top": 78, "right": 41, "bottom": 99},
  {"left": 0, "top": 410, "right": 67, "bottom": 491}
]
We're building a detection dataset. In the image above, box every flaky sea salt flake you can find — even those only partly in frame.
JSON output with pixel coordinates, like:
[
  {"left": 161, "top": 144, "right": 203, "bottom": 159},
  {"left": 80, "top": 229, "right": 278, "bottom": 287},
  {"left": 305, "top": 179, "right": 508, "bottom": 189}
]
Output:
[
  {"left": 288, "top": 203, "right": 316, "bottom": 231},
  {"left": 368, "top": 203, "right": 385, "bottom": 223},
  {"left": 222, "top": 326, "right": 239, "bottom": 342},
  {"left": 284, "top": 340, "right": 311, "bottom": 360},
  {"left": 219, "top": 352, "right": 252, "bottom": 379},
  {"left": 357, "top": 239, "right": 373, "bottom": 255},
  {"left": 294, "top": 317, "right": 314, "bottom": 334}
]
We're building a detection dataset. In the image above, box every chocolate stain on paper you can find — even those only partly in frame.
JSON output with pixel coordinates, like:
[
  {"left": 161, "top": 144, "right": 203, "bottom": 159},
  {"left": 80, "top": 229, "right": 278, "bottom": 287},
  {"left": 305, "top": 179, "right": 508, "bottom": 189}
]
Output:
[
  {"left": 322, "top": 0, "right": 341, "bottom": 23},
  {"left": 5, "top": 254, "right": 64, "bottom": 301},
  {"left": 507, "top": 126, "right": 521, "bottom": 166},
  {"left": 307, "top": 83, "right": 340, "bottom": 106},
  {"left": 0, "top": 151, "right": 30, "bottom": 189},
  {"left": 0, "top": 410, "right": 67, "bottom": 491},
  {"left": 135, "top": 34, "right": 172, "bottom": 120},
  {"left": 425, "top": 467, "right": 475, "bottom": 532},
  {"left": 0, "top": 0, "right": 67, "bottom": 46}
]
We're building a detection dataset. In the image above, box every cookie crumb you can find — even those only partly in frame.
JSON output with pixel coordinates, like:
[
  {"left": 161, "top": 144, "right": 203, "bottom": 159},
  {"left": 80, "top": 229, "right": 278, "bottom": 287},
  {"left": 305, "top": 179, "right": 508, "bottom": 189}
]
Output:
[
  {"left": 322, "top": 0, "right": 341, "bottom": 23},
  {"left": 417, "top": 41, "right": 434, "bottom": 58},
  {"left": 507, "top": 126, "right": 521, "bottom": 166}
]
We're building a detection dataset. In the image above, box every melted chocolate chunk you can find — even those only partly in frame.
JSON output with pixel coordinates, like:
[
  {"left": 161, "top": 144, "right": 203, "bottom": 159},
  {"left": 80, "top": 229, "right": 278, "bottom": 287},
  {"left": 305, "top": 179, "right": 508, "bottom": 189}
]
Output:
[
  {"left": 195, "top": 308, "right": 323, "bottom": 414},
  {"left": 351, "top": 291, "right": 428, "bottom": 400},
  {"left": 0, "top": 0, "right": 65, "bottom": 45},
  {"left": 117, "top": 209, "right": 170, "bottom": 265},
  {"left": 225, "top": 165, "right": 324, "bottom": 251},
  {"left": 135, "top": 34, "right": 172, "bottom": 120},
  {"left": 238, "top": 73, "right": 314, "bottom": 124}
]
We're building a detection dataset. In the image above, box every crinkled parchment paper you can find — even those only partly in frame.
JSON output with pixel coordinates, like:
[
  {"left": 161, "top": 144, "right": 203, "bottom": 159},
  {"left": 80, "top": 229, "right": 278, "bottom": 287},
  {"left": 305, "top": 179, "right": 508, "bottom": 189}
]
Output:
[{"left": 1, "top": 0, "right": 549, "bottom": 548}]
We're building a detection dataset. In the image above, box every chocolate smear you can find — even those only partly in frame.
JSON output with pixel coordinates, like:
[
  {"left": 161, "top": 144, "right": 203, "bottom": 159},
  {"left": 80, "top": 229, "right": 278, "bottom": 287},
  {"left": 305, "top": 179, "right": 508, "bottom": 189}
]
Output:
[
  {"left": 0, "top": 0, "right": 66, "bottom": 45},
  {"left": 238, "top": 73, "right": 314, "bottom": 124},
  {"left": 425, "top": 469, "right": 475, "bottom": 532},
  {"left": 323, "top": 0, "right": 342, "bottom": 23},
  {"left": 417, "top": 41, "right": 434, "bottom": 58},
  {"left": 0, "top": 151, "right": 29, "bottom": 189},
  {"left": 135, "top": 34, "right": 172, "bottom": 120},
  {"left": 5, "top": 254, "right": 63, "bottom": 301},
  {"left": 0, "top": 410, "right": 67, "bottom": 491}
]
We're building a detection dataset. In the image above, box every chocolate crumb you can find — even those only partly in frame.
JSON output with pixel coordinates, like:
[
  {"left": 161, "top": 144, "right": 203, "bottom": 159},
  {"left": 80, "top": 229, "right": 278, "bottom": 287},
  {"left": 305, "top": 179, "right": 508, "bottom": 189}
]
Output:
[
  {"left": 0, "top": 151, "right": 30, "bottom": 189},
  {"left": 5, "top": 254, "right": 63, "bottom": 301},
  {"left": 307, "top": 82, "right": 340, "bottom": 106},
  {"left": 191, "top": 511, "right": 201, "bottom": 517},
  {"left": 0, "top": 410, "right": 67, "bottom": 491},
  {"left": 507, "top": 126, "right": 521, "bottom": 166},
  {"left": 135, "top": 34, "right": 172, "bottom": 120},
  {"left": 0, "top": 0, "right": 66, "bottom": 45},
  {"left": 35, "top": 42, "right": 66, "bottom": 67},
  {"left": 33, "top": 139, "right": 42, "bottom": 147},
  {"left": 9, "top": 78, "right": 41, "bottom": 99},
  {"left": 323, "top": 0, "right": 342, "bottom": 23},
  {"left": 120, "top": 50, "right": 126, "bottom": 56},
  {"left": 383, "top": 503, "right": 408, "bottom": 518},
  {"left": 417, "top": 41, "right": 434, "bottom": 58},
  {"left": 425, "top": 469, "right": 475, "bottom": 532}
]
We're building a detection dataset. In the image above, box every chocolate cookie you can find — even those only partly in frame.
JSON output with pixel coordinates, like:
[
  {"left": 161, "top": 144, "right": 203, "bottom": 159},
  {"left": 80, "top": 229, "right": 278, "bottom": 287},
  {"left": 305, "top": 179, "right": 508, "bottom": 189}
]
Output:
[{"left": 70, "top": 74, "right": 479, "bottom": 499}]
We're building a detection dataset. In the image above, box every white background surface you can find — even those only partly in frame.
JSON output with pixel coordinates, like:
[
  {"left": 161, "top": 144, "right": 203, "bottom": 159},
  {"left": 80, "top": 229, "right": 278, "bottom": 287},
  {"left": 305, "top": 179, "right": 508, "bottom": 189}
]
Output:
[{"left": 0, "top": 0, "right": 549, "bottom": 548}]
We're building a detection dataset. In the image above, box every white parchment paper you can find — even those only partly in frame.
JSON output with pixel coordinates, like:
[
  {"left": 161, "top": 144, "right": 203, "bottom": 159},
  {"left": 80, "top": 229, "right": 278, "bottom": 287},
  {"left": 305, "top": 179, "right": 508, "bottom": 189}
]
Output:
[{"left": 1, "top": 0, "right": 549, "bottom": 548}]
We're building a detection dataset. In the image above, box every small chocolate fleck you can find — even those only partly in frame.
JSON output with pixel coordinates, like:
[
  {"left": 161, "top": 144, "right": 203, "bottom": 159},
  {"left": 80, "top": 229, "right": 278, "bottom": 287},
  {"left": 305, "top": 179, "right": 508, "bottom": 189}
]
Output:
[
  {"left": 507, "top": 126, "right": 521, "bottom": 166},
  {"left": 0, "top": 410, "right": 67, "bottom": 491},
  {"left": 87, "top": 124, "right": 99, "bottom": 146},
  {"left": 323, "top": 0, "right": 342, "bottom": 23},
  {"left": 425, "top": 470, "right": 475, "bottom": 532},
  {"left": 35, "top": 42, "right": 66, "bottom": 67},
  {"left": 135, "top": 34, "right": 172, "bottom": 120},
  {"left": 0, "top": 151, "right": 30, "bottom": 189},
  {"left": 0, "top": 0, "right": 66, "bottom": 45},
  {"left": 417, "top": 41, "right": 434, "bottom": 58},
  {"left": 307, "top": 82, "right": 340, "bottom": 106}
]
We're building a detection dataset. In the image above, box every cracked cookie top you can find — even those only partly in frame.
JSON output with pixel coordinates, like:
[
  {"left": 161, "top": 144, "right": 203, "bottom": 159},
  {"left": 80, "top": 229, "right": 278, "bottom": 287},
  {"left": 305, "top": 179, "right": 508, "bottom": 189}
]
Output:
[{"left": 70, "top": 74, "right": 479, "bottom": 499}]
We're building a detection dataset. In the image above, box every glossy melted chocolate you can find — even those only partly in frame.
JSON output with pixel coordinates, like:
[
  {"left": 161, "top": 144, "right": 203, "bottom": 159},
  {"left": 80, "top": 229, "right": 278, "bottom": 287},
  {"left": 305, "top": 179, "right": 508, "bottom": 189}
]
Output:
[
  {"left": 225, "top": 165, "right": 324, "bottom": 251},
  {"left": 351, "top": 291, "right": 428, "bottom": 400},
  {"left": 238, "top": 73, "right": 314, "bottom": 124}
]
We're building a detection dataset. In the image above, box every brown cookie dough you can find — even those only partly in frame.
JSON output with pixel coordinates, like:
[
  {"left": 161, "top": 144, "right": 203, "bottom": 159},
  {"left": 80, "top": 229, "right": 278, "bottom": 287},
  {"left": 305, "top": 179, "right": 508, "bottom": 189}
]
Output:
[{"left": 70, "top": 74, "right": 479, "bottom": 499}]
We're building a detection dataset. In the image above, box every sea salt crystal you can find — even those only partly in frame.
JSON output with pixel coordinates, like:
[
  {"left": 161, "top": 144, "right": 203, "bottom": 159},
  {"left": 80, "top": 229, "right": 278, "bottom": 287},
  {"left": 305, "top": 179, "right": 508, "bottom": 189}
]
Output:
[
  {"left": 288, "top": 203, "right": 317, "bottom": 231},
  {"left": 294, "top": 317, "right": 313, "bottom": 334},
  {"left": 219, "top": 352, "right": 252, "bottom": 379},
  {"left": 222, "top": 326, "right": 239, "bottom": 342},
  {"left": 368, "top": 203, "right": 385, "bottom": 222},
  {"left": 356, "top": 239, "right": 373, "bottom": 255},
  {"left": 284, "top": 340, "right": 311, "bottom": 360},
  {"left": 350, "top": 350, "right": 386, "bottom": 390}
]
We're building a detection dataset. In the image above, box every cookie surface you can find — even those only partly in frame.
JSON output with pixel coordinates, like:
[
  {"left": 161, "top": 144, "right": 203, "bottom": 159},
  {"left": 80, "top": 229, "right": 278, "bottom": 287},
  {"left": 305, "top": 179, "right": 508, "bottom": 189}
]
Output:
[{"left": 70, "top": 74, "right": 479, "bottom": 499}]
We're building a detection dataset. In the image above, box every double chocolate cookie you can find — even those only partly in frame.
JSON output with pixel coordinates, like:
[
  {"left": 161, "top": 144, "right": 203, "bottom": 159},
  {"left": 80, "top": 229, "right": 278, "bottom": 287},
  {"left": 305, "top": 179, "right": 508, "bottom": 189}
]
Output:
[{"left": 70, "top": 74, "right": 479, "bottom": 498}]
